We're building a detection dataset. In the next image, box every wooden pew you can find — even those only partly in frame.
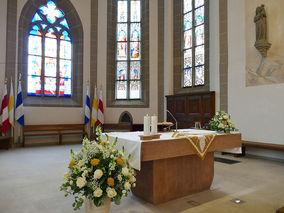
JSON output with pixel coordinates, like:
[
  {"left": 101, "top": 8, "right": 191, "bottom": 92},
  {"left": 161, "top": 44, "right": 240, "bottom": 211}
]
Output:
[
  {"left": 242, "top": 141, "right": 284, "bottom": 154},
  {"left": 23, "top": 124, "right": 87, "bottom": 147},
  {"left": 0, "top": 126, "right": 11, "bottom": 149}
]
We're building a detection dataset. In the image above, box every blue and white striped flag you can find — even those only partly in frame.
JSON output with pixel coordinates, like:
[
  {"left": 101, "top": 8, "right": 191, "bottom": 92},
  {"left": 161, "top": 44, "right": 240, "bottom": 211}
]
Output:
[
  {"left": 15, "top": 79, "right": 24, "bottom": 126},
  {"left": 84, "top": 86, "right": 90, "bottom": 125}
]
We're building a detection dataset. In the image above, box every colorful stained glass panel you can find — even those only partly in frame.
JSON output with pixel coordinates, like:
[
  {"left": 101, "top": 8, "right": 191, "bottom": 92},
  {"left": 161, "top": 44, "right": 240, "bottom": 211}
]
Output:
[
  {"left": 60, "top": 59, "right": 72, "bottom": 78},
  {"left": 117, "top": 24, "right": 128, "bottom": 41},
  {"left": 118, "top": 1, "right": 128, "bottom": 22},
  {"left": 130, "top": 23, "right": 140, "bottom": 41},
  {"left": 28, "top": 55, "right": 42, "bottom": 76},
  {"left": 131, "top": 1, "right": 141, "bottom": 22},
  {"left": 60, "top": 31, "right": 71, "bottom": 41},
  {"left": 60, "top": 40, "right": 72, "bottom": 59},
  {"left": 27, "top": 76, "right": 41, "bottom": 96},
  {"left": 45, "top": 37, "right": 57, "bottom": 57},
  {"left": 39, "top": 1, "right": 63, "bottom": 24},
  {"left": 117, "top": 62, "right": 128, "bottom": 80},
  {"left": 45, "top": 57, "right": 57, "bottom": 77},
  {"left": 28, "top": 35, "right": 42, "bottom": 55},
  {"left": 195, "top": 45, "right": 204, "bottom": 66},
  {"left": 195, "top": 25, "right": 204, "bottom": 45},
  {"left": 184, "top": 12, "right": 192, "bottom": 30},
  {"left": 32, "top": 12, "right": 42, "bottom": 22},
  {"left": 30, "top": 29, "right": 42, "bottom": 36},
  {"left": 195, "top": 0, "right": 204, "bottom": 8},
  {"left": 195, "top": 6, "right": 204, "bottom": 26},
  {"left": 130, "top": 81, "right": 141, "bottom": 99},
  {"left": 116, "top": 81, "right": 127, "bottom": 99},
  {"left": 130, "top": 62, "right": 140, "bottom": 80},
  {"left": 184, "top": 49, "right": 192, "bottom": 68},
  {"left": 117, "top": 42, "right": 128, "bottom": 60},
  {"left": 60, "top": 19, "right": 70, "bottom": 29},
  {"left": 195, "top": 65, "right": 204, "bottom": 85},
  {"left": 59, "top": 78, "right": 71, "bottom": 97},
  {"left": 184, "top": 0, "right": 192, "bottom": 13},
  {"left": 130, "top": 42, "right": 140, "bottom": 60},
  {"left": 44, "top": 77, "right": 57, "bottom": 96},
  {"left": 184, "top": 30, "right": 192, "bottom": 49},
  {"left": 45, "top": 28, "right": 56, "bottom": 38},
  {"left": 41, "top": 24, "right": 47, "bottom": 29},
  {"left": 184, "top": 68, "right": 192, "bottom": 87}
]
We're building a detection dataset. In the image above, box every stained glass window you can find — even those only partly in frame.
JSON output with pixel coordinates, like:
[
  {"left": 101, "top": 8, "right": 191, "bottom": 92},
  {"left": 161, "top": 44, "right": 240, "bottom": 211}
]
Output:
[
  {"left": 116, "top": 0, "right": 142, "bottom": 100},
  {"left": 183, "top": 0, "right": 205, "bottom": 87},
  {"left": 27, "top": 0, "right": 72, "bottom": 97}
]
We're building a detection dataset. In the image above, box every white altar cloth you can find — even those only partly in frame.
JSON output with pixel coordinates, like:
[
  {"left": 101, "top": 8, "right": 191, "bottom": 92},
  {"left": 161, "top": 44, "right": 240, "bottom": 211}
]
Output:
[{"left": 104, "top": 129, "right": 241, "bottom": 170}]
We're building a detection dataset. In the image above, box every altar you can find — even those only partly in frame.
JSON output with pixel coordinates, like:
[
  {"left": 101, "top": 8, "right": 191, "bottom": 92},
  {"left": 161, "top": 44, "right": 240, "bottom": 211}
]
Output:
[{"left": 106, "top": 129, "right": 242, "bottom": 204}]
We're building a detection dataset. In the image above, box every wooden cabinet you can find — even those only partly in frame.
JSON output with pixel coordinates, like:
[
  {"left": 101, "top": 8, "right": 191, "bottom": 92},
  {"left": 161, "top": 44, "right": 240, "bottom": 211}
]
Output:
[{"left": 166, "top": 91, "right": 215, "bottom": 129}]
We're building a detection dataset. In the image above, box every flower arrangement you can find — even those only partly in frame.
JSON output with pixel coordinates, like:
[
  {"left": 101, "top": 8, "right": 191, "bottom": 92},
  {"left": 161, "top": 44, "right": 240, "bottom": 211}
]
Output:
[
  {"left": 209, "top": 111, "right": 238, "bottom": 133},
  {"left": 60, "top": 126, "right": 136, "bottom": 210}
]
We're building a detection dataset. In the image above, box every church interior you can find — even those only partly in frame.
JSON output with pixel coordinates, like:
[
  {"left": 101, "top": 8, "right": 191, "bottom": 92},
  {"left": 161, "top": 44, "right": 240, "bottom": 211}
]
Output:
[{"left": 0, "top": 0, "right": 284, "bottom": 212}]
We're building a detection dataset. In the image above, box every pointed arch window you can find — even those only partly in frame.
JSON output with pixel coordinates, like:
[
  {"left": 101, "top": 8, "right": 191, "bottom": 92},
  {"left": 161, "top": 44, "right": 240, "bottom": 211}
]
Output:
[{"left": 27, "top": 0, "right": 72, "bottom": 97}]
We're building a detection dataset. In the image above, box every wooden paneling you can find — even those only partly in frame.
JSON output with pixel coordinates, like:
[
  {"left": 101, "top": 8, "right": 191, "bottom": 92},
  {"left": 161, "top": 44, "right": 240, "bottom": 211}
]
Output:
[{"left": 166, "top": 91, "right": 215, "bottom": 129}]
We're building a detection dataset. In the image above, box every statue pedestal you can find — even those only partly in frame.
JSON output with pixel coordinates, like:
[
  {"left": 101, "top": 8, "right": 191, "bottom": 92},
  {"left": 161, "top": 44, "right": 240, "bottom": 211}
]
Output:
[{"left": 254, "top": 40, "right": 271, "bottom": 57}]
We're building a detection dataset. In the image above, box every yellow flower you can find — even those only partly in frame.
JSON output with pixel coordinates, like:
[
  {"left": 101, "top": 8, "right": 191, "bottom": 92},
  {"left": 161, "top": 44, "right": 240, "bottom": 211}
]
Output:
[
  {"left": 223, "top": 121, "right": 227, "bottom": 125},
  {"left": 69, "top": 160, "right": 75, "bottom": 168},
  {"left": 100, "top": 141, "right": 109, "bottom": 146},
  {"left": 91, "top": 158, "right": 100, "bottom": 166},
  {"left": 107, "top": 177, "right": 114, "bottom": 187},
  {"left": 116, "top": 158, "right": 124, "bottom": 166}
]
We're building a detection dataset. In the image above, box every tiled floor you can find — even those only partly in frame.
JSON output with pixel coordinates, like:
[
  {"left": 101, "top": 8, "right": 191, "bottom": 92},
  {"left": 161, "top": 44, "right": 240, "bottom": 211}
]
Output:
[{"left": 0, "top": 145, "right": 283, "bottom": 213}]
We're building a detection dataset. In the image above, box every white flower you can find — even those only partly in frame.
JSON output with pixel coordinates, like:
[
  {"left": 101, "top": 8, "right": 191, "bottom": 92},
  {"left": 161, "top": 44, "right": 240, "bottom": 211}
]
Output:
[
  {"left": 132, "top": 183, "right": 136, "bottom": 187},
  {"left": 82, "top": 170, "right": 88, "bottom": 177},
  {"left": 106, "top": 187, "right": 117, "bottom": 198},
  {"left": 80, "top": 194, "right": 86, "bottom": 200},
  {"left": 122, "top": 167, "right": 129, "bottom": 177},
  {"left": 223, "top": 114, "right": 229, "bottom": 120},
  {"left": 117, "top": 175, "right": 122, "bottom": 181},
  {"left": 93, "top": 188, "right": 103, "bottom": 197},
  {"left": 110, "top": 154, "right": 114, "bottom": 158},
  {"left": 76, "top": 177, "right": 87, "bottom": 188},
  {"left": 69, "top": 180, "right": 73, "bottom": 185},
  {"left": 66, "top": 186, "right": 71, "bottom": 192},
  {"left": 63, "top": 173, "right": 69, "bottom": 180},
  {"left": 78, "top": 159, "right": 85, "bottom": 167},
  {"left": 129, "top": 176, "right": 136, "bottom": 183},
  {"left": 218, "top": 123, "right": 224, "bottom": 129},
  {"left": 122, "top": 190, "right": 126, "bottom": 194},
  {"left": 94, "top": 169, "right": 103, "bottom": 179},
  {"left": 124, "top": 182, "right": 131, "bottom": 190}
]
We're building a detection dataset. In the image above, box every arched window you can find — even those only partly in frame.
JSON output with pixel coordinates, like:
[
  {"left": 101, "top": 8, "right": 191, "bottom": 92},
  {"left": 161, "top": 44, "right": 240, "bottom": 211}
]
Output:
[
  {"left": 27, "top": 1, "right": 72, "bottom": 97},
  {"left": 116, "top": 0, "right": 142, "bottom": 100},
  {"left": 18, "top": 0, "right": 83, "bottom": 107}
]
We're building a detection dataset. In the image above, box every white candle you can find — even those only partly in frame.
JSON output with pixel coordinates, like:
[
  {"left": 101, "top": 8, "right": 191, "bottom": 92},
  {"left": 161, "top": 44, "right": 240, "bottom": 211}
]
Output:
[
  {"left": 151, "top": 115, "right": 157, "bottom": 135},
  {"left": 144, "top": 115, "right": 150, "bottom": 136}
]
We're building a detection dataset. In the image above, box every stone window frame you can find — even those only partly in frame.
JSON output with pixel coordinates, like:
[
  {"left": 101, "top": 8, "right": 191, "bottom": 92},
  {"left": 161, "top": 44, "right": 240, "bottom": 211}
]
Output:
[
  {"left": 18, "top": 0, "right": 83, "bottom": 107},
  {"left": 107, "top": 0, "right": 149, "bottom": 108},
  {"left": 174, "top": 0, "right": 210, "bottom": 94}
]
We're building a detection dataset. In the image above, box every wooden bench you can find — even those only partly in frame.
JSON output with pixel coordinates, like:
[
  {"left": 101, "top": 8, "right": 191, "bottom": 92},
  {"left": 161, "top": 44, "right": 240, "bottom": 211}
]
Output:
[
  {"left": 23, "top": 124, "right": 87, "bottom": 147},
  {"left": 242, "top": 141, "right": 284, "bottom": 155},
  {"left": 0, "top": 126, "right": 12, "bottom": 149}
]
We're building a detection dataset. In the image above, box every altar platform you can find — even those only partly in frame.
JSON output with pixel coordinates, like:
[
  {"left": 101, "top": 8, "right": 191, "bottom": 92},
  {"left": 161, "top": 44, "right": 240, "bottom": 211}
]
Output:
[{"left": 106, "top": 129, "right": 242, "bottom": 204}]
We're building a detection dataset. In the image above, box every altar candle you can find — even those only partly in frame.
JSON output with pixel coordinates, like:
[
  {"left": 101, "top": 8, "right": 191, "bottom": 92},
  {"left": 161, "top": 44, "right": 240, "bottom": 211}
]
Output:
[
  {"left": 144, "top": 114, "right": 151, "bottom": 136},
  {"left": 151, "top": 115, "right": 157, "bottom": 135}
]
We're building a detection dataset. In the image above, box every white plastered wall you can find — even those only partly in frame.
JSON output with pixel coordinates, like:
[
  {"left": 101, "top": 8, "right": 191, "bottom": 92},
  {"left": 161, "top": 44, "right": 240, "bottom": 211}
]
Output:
[
  {"left": 228, "top": 0, "right": 284, "bottom": 160},
  {"left": 0, "top": 0, "right": 7, "bottom": 102}
]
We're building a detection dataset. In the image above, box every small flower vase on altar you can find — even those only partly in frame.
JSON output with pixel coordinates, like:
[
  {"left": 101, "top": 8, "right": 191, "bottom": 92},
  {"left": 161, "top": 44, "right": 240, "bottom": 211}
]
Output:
[{"left": 85, "top": 198, "right": 111, "bottom": 213}]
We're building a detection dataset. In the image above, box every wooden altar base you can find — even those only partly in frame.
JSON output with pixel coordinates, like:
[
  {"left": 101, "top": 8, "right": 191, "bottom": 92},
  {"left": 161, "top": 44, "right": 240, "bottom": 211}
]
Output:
[{"left": 132, "top": 152, "right": 214, "bottom": 204}]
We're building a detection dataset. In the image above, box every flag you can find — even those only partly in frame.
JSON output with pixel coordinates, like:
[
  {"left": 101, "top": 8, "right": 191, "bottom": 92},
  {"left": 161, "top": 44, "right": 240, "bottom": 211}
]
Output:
[
  {"left": 97, "top": 89, "right": 104, "bottom": 127},
  {"left": 0, "top": 83, "right": 9, "bottom": 134},
  {"left": 90, "top": 87, "right": 98, "bottom": 127},
  {"left": 8, "top": 79, "right": 14, "bottom": 128},
  {"left": 15, "top": 79, "right": 25, "bottom": 126},
  {"left": 84, "top": 86, "right": 91, "bottom": 125}
]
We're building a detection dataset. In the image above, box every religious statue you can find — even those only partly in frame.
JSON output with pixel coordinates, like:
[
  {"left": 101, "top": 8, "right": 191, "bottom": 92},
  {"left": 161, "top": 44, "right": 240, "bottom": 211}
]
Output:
[{"left": 254, "top": 5, "right": 271, "bottom": 57}]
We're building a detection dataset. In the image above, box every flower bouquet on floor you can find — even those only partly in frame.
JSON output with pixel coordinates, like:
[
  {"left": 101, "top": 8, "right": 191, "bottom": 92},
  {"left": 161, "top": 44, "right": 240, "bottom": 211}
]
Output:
[
  {"left": 209, "top": 111, "right": 238, "bottom": 133},
  {"left": 60, "top": 126, "right": 136, "bottom": 212}
]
